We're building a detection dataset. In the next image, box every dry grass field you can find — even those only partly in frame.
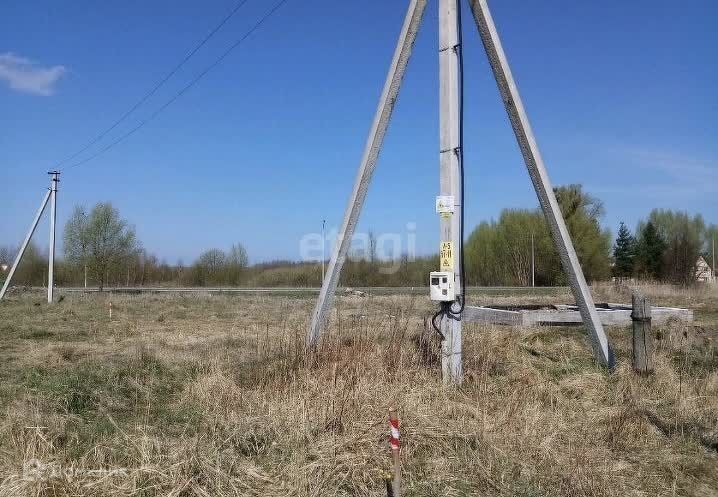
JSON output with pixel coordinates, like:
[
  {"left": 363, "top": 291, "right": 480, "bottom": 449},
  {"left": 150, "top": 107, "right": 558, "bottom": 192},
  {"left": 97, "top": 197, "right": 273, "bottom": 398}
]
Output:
[{"left": 0, "top": 284, "right": 716, "bottom": 496}]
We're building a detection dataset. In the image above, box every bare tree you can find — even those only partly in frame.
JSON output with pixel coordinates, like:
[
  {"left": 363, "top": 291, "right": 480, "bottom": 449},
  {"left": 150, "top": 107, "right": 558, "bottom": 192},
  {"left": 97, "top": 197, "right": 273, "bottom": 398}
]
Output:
[
  {"left": 63, "top": 206, "right": 90, "bottom": 287},
  {"left": 227, "top": 243, "right": 249, "bottom": 285},
  {"left": 192, "top": 249, "right": 226, "bottom": 286},
  {"left": 64, "top": 203, "right": 138, "bottom": 291},
  {"left": 0, "top": 246, "right": 13, "bottom": 267}
]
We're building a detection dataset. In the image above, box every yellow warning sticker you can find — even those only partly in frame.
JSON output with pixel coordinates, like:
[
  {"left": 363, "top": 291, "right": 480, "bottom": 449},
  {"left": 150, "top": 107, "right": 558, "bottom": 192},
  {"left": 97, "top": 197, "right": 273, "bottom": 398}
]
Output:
[{"left": 440, "top": 241, "right": 454, "bottom": 271}]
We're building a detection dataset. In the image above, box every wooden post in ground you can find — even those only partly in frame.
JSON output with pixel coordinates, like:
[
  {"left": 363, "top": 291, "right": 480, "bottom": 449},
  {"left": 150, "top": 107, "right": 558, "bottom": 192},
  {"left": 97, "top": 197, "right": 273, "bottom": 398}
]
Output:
[
  {"left": 631, "top": 293, "right": 654, "bottom": 374},
  {"left": 384, "top": 474, "right": 394, "bottom": 497}
]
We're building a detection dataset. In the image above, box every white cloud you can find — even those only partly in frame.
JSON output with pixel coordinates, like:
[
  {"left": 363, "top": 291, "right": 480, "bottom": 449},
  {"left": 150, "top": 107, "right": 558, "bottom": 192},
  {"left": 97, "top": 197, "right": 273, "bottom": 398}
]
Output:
[
  {"left": 626, "top": 148, "right": 718, "bottom": 194},
  {"left": 0, "top": 52, "right": 66, "bottom": 96},
  {"left": 593, "top": 145, "right": 718, "bottom": 197}
]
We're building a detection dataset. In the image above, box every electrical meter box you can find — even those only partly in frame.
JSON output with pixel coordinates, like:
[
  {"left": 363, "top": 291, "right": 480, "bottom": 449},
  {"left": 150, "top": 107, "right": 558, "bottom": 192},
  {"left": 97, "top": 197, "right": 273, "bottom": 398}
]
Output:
[{"left": 430, "top": 271, "right": 455, "bottom": 301}]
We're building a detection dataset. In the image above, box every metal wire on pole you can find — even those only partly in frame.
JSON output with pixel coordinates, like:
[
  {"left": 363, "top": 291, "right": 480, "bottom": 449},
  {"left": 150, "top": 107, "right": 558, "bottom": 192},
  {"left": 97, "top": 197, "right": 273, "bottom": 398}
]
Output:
[
  {"left": 64, "top": 0, "right": 291, "bottom": 171},
  {"left": 56, "top": 0, "right": 252, "bottom": 168}
]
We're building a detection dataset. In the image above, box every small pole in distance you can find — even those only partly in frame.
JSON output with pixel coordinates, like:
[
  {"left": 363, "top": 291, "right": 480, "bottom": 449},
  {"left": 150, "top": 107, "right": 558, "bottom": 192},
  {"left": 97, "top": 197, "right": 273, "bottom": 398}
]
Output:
[
  {"left": 531, "top": 231, "right": 535, "bottom": 287},
  {"left": 47, "top": 171, "right": 59, "bottom": 304},
  {"left": 321, "top": 219, "right": 326, "bottom": 284}
]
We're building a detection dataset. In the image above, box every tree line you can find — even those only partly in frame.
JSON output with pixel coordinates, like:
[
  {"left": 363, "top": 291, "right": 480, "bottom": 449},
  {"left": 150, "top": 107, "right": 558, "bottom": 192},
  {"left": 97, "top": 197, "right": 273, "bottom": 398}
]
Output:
[
  {"left": 465, "top": 185, "right": 612, "bottom": 286},
  {"left": 613, "top": 210, "right": 716, "bottom": 285},
  {"left": 0, "top": 203, "right": 251, "bottom": 289},
  {"left": 464, "top": 185, "right": 716, "bottom": 286},
  {"left": 1, "top": 188, "right": 715, "bottom": 289}
]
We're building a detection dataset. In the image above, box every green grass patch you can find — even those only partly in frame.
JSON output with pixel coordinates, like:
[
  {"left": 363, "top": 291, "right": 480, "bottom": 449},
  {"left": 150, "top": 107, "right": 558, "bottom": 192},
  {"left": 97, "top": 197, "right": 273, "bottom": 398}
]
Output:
[
  {"left": 17, "top": 350, "right": 204, "bottom": 457},
  {"left": 22, "top": 350, "right": 200, "bottom": 426}
]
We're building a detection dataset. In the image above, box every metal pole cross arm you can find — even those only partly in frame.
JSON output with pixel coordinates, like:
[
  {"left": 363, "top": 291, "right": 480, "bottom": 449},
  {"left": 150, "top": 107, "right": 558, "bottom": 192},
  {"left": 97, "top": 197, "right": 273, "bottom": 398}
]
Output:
[
  {"left": 467, "top": 0, "right": 615, "bottom": 368},
  {"left": 307, "top": 0, "right": 428, "bottom": 347}
]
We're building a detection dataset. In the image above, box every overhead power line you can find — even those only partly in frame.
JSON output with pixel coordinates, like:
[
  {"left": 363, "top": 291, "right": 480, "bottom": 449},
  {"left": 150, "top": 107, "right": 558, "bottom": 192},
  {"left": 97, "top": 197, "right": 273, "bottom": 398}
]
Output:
[
  {"left": 58, "top": 0, "right": 276, "bottom": 167},
  {"left": 58, "top": 0, "right": 252, "bottom": 167},
  {"left": 66, "top": 0, "right": 289, "bottom": 171}
]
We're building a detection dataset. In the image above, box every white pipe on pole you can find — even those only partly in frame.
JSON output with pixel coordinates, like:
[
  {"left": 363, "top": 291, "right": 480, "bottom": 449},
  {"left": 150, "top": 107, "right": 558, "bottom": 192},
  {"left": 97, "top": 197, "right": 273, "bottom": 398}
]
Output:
[{"left": 0, "top": 188, "right": 52, "bottom": 301}]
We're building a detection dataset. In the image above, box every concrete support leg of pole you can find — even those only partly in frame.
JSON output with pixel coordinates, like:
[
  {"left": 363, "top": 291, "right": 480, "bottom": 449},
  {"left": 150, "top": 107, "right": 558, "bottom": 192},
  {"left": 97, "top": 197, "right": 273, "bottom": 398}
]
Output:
[
  {"left": 467, "top": 0, "right": 614, "bottom": 368},
  {"left": 0, "top": 188, "right": 52, "bottom": 301},
  {"left": 307, "top": 0, "right": 428, "bottom": 347}
]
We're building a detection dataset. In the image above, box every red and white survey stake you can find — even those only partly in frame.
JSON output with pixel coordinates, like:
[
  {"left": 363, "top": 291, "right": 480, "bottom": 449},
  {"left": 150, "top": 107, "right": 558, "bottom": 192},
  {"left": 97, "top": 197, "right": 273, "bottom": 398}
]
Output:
[
  {"left": 389, "top": 410, "right": 400, "bottom": 451},
  {"left": 389, "top": 408, "right": 401, "bottom": 497}
]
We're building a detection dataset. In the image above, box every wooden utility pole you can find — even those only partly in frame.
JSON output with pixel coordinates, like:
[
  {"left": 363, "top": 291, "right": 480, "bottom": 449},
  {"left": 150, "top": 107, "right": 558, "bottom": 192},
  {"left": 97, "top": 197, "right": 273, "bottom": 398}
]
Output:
[
  {"left": 631, "top": 293, "right": 654, "bottom": 374},
  {"left": 438, "top": 0, "right": 463, "bottom": 384}
]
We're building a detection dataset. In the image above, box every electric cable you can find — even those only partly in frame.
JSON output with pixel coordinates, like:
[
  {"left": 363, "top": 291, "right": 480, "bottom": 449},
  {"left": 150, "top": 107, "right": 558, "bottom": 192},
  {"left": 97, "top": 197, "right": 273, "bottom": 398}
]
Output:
[
  {"left": 57, "top": 0, "right": 252, "bottom": 168},
  {"left": 450, "top": 0, "right": 466, "bottom": 316},
  {"left": 431, "top": 304, "right": 447, "bottom": 340},
  {"left": 64, "top": 0, "right": 290, "bottom": 171}
]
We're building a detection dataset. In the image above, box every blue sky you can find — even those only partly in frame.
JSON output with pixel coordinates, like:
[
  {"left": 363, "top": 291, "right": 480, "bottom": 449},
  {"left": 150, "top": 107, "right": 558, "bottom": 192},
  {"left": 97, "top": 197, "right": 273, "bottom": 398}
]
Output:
[{"left": 2, "top": 0, "right": 716, "bottom": 264}]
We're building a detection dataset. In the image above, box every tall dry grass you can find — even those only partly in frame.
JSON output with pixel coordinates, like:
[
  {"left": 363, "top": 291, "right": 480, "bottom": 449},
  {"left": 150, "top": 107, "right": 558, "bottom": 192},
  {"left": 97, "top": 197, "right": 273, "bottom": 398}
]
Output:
[{"left": 0, "top": 289, "right": 716, "bottom": 496}]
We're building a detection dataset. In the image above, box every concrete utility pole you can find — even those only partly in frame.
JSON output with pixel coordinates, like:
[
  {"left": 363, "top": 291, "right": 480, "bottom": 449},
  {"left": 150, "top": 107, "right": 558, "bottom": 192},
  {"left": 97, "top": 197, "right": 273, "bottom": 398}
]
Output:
[
  {"left": 307, "top": 0, "right": 428, "bottom": 347},
  {"left": 47, "top": 171, "right": 59, "bottom": 303},
  {"left": 321, "top": 219, "right": 326, "bottom": 284},
  {"left": 467, "top": 0, "right": 614, "bottom": 367},
  {"left": 531, "top": 231, "right": 535, "bottom": 287},
  {"left": 438, "top": 0, "right": 463, "bottom": 384},
  {"left": 0, "top": 187, "right": 52, "bottom": 301},
  {"left": 307, "top": 0, "right": 615, "bottom": 370}
]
